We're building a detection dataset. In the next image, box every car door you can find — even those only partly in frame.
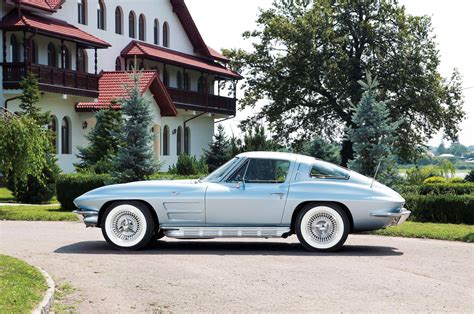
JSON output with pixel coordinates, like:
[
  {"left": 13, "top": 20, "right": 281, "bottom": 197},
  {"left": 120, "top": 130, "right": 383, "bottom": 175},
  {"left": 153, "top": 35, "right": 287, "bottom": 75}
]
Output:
[{"left": 205, "top": 157, "right": 294, "bottom": 226}]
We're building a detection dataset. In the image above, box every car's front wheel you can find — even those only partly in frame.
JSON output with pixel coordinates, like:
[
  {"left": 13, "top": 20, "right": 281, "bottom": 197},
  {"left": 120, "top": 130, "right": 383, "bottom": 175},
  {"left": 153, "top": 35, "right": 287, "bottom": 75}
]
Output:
[
  {"left": 296, "top": 203, "right": 349, "bottom": 252},
  {"left": 102, "top": 201, "right": 155, "bottom": 250}
]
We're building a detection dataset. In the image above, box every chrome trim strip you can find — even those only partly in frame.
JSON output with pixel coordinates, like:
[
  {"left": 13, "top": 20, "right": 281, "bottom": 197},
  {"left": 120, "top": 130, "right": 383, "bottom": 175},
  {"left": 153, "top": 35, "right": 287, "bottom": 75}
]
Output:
[
  {"left": 164, "top": 226, "right": 291, "bottom": 239},
  {"left": 73, "top": 210, "right": 99, "bottom": 216}
]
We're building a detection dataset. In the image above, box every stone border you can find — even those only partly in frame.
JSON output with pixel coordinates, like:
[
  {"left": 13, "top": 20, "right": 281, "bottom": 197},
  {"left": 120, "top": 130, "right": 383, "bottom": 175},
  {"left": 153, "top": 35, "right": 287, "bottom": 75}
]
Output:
[{"left": 32, "top": 267, "right": 55, "bottom": 314}]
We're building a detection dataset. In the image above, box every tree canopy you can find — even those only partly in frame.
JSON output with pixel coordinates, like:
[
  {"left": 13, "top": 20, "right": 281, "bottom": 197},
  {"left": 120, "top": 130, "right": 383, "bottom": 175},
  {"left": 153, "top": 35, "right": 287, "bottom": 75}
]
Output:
[{"left": 226, "top": 0, "right": 465, "bottom": 165}]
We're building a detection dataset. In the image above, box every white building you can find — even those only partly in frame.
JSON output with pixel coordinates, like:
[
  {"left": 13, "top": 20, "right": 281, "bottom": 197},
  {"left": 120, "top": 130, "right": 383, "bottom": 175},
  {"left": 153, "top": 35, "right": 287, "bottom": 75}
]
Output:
[{"left": 0, "top": 0, "right": 240, "bottom": 172}]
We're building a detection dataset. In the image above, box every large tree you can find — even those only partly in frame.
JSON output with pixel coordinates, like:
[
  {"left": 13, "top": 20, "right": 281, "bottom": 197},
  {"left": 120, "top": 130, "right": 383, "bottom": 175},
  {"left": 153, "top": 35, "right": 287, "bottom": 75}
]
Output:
[{"left": 226, "top": 0, "right": 465, "bottom": 165}]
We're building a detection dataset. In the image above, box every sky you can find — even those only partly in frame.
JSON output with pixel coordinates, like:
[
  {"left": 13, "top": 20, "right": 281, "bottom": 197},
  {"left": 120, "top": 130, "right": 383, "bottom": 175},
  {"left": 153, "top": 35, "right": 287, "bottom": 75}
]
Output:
[{"left": 185, "top": 0, "right": 474, "bottom": 147}]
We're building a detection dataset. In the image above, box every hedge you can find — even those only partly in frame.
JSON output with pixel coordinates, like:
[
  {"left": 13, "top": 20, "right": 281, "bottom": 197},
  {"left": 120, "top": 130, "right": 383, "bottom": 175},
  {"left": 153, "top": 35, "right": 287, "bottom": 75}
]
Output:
[
  {"left": 149, "top": 173, "right": 205, "bottom": 180},
  {"left": 405, "top": 194, "right": 474, "bottom": 224},
  {"left": 56, "top": 173, "right": 112, "bottom": 211},
  {"left": 395, "top": 183, "right": 474, "bottom": 196}
]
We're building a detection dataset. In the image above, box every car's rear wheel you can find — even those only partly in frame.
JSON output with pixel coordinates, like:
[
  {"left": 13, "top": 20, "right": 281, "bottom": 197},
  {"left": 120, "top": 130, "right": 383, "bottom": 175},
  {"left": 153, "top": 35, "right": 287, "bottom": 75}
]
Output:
[
  {"left": 296, "top": 203, "right": 349, "bottom": 252},
  {"left": 102, "top": 201, "right": 155, "bottom": 250}
]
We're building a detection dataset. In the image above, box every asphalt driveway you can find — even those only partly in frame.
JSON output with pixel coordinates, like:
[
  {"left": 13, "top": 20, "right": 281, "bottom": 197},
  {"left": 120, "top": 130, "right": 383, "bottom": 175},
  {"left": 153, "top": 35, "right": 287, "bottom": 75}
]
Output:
[{"left": 0, "top": 221, "right": 472, "bottom": 312}]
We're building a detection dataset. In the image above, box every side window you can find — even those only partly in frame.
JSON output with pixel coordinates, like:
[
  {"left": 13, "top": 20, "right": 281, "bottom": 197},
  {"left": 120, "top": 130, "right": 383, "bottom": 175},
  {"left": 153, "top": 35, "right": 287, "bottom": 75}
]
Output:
[
  {"left": 228, "top": 159, "right": 290, "bottom": 183},
  {"left": 310, "top": 161, "right": 349, "bottom": 179}
]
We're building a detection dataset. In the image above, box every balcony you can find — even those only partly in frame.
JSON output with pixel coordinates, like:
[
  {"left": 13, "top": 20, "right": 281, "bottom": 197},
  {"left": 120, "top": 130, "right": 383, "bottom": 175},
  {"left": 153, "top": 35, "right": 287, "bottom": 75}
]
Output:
[
  {"left": 2, "top": 63, "right": 100, "bottom": 98},
  {"left": 166, "top": 87, "right": 236, "bottom": 115}
]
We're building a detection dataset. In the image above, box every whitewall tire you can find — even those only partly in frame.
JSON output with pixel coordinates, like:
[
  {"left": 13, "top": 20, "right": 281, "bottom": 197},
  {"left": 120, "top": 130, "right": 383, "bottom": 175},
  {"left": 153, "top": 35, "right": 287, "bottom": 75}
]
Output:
[
  {"left": 296, "top": 203, "right": 349, "bottom": 252},
  {"left": 101, "top": 201, "right": 155, "bottom": 250}
]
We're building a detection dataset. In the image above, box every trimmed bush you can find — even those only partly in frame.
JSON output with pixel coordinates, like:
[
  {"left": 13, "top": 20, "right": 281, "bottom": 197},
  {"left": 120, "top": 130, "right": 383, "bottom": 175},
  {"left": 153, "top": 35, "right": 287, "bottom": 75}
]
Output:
[
  {"left": 149, "top": 173, "right": 204, "bottom": 180},
  {"left": 56, "top": 173, "right": 112, "bottom": 211},
  {"left": 169, "top": 155, "right": 208, "bottom": 176},
  {"left": 405, "top": 194, "right": 474, "bottom": 224},
  {"left": 418, "top": 183, "right": 474, "bottom": 196},
  {"left": 448, "top": 177, "right": 465, "bottom": 183},
  {"left": 423, "top": 176, "right": 446, "bottom": 184}
]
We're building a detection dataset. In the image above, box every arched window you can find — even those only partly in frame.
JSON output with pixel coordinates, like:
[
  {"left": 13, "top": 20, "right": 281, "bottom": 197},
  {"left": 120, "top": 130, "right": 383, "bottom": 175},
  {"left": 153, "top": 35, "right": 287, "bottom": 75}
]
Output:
[
  {"left": 10, "top": 34, "right": 20, "bottom": 62},
  {"left": 163, "top": 68, "right": 169, "bottom": 87},
  {"left": 97, "top": 0, "right": 106, "bottom": 30},
  {"left": 163, "top": 125, "right": 169, "bottom": 156},
  {"left": 197, "top": 75, "right": 205, "bottom": 93},
  {"left": 61, "top": 117, "right": 71, "bottom": 154},
  {"left": 138, "top": 14, "right": 146, "bottom": 41},
  {"left": 162, "top": 22, "right": 169, "bottom": 47},
  {"left": 77, "top": 0, "right": 87, "bottom": 25},
  {"left": 115, "top": 6, "right": 123, "bottom": 34},
  {"left": 153, "top": 19, "right": 159, "bottom": 45},
  {"left": 30, "top": 40, "right": 38, "bottom": 64},
  {"left": 184, "top": 72, "right": 190, "bottom": 90},
  {"left": 129, "top": 11, "right": 136, "bottom": 38},
  {"left": 177, "top": 71, "right": 183, "bottom": 89},
  {"left": 177, "top": 126, "right": 182, "bottom": 155},
  {"left": 63, "top": 46, "right": 71, "bottom": 69},
  {"left": 184, "top": 127, "right": 190, "bottom": 155},
  {"left": 115, "top": 57, "right": 122, "bottom": 71},
  {"left": 48, "top": 116, "right": 58, "bottom": 153},
  {"left": 77, "top": 48, "right": 87, "bottom": 72},
  {"left": 47, "top": 43, "right": 57, "bottom": 67}
]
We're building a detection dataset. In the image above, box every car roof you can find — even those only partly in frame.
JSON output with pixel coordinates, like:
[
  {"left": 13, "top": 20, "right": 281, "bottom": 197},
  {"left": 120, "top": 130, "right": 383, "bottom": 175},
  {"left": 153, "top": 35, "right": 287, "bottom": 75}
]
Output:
[{"left": 236, "top": 151, "right": 315, "bottom": 163}]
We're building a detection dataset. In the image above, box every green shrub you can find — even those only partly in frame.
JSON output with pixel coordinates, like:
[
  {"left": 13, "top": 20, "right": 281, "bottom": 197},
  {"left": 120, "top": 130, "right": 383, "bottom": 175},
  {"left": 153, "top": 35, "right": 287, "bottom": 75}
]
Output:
[
  {"left": 465, "top": 169, "right": 474, "bottom": 182},
  {"left": 423, "top": 176, "right": 446, "bottom": 184},
  {"left": 170, "top": 155, "right": 208, "bottom": 176},
  {"left": 448, "top": 177, "right": 465, "bottom": 183},
  {"left": 149, "top": 173, "right": 204, "bottom": 180},
  {"left": 418, "top": 183, "right": 474, "bottom": 195},
  {"left": 404, "top": 194, "right": 474, "bottom": 224},
  {"left": 405, "top": 166, "right": 441, "bottom": 185},
  {"left": 393, "top": 185, "right": 420, "bottom": 195},
  {"left": 56, "top": 173, "right": 112, "bottom": 211}
]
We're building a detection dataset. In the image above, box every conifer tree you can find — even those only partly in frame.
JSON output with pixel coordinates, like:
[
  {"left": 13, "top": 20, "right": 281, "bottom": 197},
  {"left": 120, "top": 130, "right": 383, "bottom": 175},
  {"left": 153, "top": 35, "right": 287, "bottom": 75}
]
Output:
[
  {"left": 113, "top": 71, "right": 159, "bottom": 182},
  {"left": 76, "top": 105, "right": 123, "bottom": 173},
  {"left": 347, "top": 73, "right": 400, "bottom": 185},
  {"left": 204, "top": 124, "right": 230, "bottom": 172}
]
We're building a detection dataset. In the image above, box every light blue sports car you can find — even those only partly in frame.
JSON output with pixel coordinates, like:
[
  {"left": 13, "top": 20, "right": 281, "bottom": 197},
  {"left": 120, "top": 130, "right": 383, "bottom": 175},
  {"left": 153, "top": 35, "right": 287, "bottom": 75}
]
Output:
[{"left": 74, "top": 152, "right": 410, "bottom": 252}]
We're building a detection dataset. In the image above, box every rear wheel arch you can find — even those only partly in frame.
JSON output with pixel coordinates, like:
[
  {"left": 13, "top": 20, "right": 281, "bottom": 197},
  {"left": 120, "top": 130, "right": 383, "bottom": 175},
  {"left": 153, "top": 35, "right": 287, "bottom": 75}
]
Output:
[{"left": 290, "top": 201, "right": 354, "bottom": 234}]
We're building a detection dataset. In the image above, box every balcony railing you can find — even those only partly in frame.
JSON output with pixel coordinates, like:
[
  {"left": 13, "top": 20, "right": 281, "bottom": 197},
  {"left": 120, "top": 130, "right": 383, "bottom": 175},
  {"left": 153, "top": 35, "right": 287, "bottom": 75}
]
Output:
[
  {"left": 2, "top": 63, "right": 99, "bottom": 98},
  {"left": 166, "top": 87, "right": 236, "bottom": 115}
]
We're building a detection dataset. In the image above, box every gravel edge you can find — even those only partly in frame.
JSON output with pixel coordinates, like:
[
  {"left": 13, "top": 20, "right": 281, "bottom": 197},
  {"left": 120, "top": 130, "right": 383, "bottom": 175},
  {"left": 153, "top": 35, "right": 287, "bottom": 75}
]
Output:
[{"left": 32, "top": 267, "right": 55, "bottom": 314}]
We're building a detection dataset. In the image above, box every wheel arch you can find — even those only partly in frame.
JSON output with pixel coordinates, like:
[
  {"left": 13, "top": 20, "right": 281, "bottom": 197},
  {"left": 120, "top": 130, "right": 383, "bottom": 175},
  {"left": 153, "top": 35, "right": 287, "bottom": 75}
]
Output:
[
  {"left": 97, "top": 199, "right": 159, "bottom": 230},
  {"left": 289, "top": 201, "right": 354, "bottom": 234}
]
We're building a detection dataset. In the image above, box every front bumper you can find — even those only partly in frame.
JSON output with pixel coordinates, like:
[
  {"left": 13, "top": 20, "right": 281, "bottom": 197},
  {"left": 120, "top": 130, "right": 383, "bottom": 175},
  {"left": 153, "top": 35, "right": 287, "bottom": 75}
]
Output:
[
  {"left": 73, "top": 209, "right": 99, "bottom": 227},
  {"left": 370, "top": 208, "right": 411, "bottom": 226}
]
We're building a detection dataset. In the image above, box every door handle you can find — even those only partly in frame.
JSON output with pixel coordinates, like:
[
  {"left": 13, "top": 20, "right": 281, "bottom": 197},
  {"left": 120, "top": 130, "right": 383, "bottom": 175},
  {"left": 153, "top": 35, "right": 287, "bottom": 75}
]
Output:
[{"left": 270, "top": 192, "right": 285, "bottom": 199}]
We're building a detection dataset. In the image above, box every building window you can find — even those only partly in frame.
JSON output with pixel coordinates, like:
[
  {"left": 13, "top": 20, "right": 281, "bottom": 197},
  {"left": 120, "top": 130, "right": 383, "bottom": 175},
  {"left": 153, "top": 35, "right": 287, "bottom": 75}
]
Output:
[
  {"left": 184, "top": 72, "right": 190, "bottom": 90},
  {"left": 177, "top": 71, "right": 183, "bottom": 89},
  {"left": 129, "top": 11, "right": 136, "bottom": 38},
  {"left": 184, "top": 127, "right": 190, "bottom": 155},
  {"left": 10, "top": 34, "right": 20, "bottom": 62},
  {"left": 77, "top": 48, "right": 87, "bottom": 72},
  {"left": 47, "top": 43, "right": 57, "bottom": 67},
  {"left": 163, "top": 125, "right": 169, "bottom": 156},
  {"left": 63, "top": 46, "right": 71, "bottom": 69},
  {"left": 97, "top": 0, "right": 106, "bottom": 30},
  {"left": 138, "top": 14, "right": 146, "bottom": 41},
  {"left": 115, "top": 6, "right": 123, "bottom": 34},
  {"left": 78, "top": 0, "right": 87, "bottom": 25},
  {"left": 154, "top": 19, "right": 159, "bottom": 45},
  {"left": 30, "top": 40, "right": 38, "bottom": 64},
  {"left": 198, "top": 75, "right": 205, "bottom": 93},
  {"left": 163, "top": 68, "right": 169, "bottom": 87},
  {"left": 162, "top": 22, "right": 169, "bottom": 47},
  {"left": 177, "top": 126, "right": 182, "bottom": 155},
  {"left": 115, "top": 57, "right": 122, "bottom": 71},
  {"left": 48, "top": 116, "right": 58, "bottom": 154},
  {"left": 61, "top": 117, "right": 71, "bottom": 155}
]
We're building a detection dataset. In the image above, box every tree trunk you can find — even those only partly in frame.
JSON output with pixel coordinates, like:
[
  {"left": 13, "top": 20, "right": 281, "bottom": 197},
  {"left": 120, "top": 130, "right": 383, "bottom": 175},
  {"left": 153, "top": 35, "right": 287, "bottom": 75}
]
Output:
[{"left": 340, "top": 139, "right": 354, "bottom": 167}]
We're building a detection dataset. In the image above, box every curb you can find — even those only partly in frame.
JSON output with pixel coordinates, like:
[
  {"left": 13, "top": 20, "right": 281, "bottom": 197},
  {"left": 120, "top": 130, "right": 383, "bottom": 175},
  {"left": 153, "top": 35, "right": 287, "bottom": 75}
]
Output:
[{"left": 33, "top": 267, "right": 55, "bottom": 314}]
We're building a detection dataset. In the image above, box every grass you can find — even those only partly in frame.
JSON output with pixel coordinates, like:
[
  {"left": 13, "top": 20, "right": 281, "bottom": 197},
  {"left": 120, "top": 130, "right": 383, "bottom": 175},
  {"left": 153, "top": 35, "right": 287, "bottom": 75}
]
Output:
[
  {"left": 0, "top": 204, "right": 78, "bottom": 222},
  {"left": 0, "top": 187, "right": 58, "bottom": 204},
  {"left": 53, "top": 282, "right": 78, "bottom": 313},
  {"left": 368, "top": 221, "right": 474, "bottom": 242},
  {"left": 0, "top": 255, "right": 47, "bottom": 313}
]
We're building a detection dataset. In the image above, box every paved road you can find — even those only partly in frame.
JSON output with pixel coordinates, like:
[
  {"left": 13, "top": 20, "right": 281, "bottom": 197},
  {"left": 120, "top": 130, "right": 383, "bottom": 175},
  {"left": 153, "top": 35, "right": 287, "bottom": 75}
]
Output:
[{"left": 1, "top": 221, "right": 473, "bottom": 312}]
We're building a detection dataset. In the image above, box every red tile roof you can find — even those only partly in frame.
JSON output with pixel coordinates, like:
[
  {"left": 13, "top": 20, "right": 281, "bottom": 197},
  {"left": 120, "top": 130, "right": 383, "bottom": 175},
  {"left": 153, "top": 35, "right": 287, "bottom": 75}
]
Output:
[
  {"left": 76, "top": 71, "right": 177, "bottom": 116},
  {"left": 121, "top": 41, "right": 241, "bottom": 79},
  {"left": 0, "top": 11, "right": 110, "bottom": 48},
  {"left": 14, "top": 0, "right": 64, "bottom": 12},
  {"left": 207, "top": 46, "right": 229, "bottom": 63}
]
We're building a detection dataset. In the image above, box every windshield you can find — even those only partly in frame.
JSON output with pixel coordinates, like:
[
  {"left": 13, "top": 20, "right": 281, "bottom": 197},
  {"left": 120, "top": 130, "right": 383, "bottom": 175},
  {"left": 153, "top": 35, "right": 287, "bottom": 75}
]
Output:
[{"left": 203, "top": 157, "right": 240, "bottom": 182}]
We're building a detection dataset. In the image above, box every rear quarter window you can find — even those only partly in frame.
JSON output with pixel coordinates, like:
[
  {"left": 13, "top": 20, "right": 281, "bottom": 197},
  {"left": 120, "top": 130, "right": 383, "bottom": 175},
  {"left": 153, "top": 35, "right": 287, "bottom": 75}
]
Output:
[{"left": 310, "top": 161, "right": 350, "bottom": 180}]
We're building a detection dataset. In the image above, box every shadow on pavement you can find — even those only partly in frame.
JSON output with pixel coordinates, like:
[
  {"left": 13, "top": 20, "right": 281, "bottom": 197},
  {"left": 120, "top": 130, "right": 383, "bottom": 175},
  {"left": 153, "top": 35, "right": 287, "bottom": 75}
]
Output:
[{"left": 54, "top": 239, "right": 403, "bottom": 256}]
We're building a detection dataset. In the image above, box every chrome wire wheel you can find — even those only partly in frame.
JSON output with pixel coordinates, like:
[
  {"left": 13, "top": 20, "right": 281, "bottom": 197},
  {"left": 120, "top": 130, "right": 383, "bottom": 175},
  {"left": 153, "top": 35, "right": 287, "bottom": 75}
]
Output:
[
  {"left": 297, "top": 204, "right": 348, "bottom": 251},
  {"left": 104, "top": 204, "right": 148, "bottom": 248}
]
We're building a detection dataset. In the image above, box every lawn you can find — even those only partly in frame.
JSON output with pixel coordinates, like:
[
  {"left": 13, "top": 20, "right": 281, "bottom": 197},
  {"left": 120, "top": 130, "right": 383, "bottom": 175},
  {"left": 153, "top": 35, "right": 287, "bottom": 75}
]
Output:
[
  {"left": 0, "top": 187, "right": 58, "bottom": 204},
  {"left": 0, "top": 255, "right": 47, "bottom": 313},
  {"left": 368, "top": 221, "right": 474, "bottom": 242},
  {"left": 0, "top": 205, "right": 78, "bottom": 222}
]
